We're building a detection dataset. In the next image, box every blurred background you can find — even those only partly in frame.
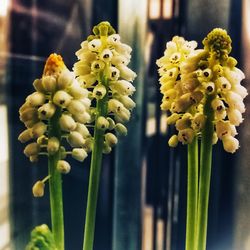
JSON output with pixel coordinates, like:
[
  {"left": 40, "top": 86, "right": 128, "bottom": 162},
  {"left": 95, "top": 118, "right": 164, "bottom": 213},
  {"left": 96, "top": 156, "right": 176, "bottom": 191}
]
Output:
[{"left": 0, "top": 0, "right": 250, "bottom": 249}]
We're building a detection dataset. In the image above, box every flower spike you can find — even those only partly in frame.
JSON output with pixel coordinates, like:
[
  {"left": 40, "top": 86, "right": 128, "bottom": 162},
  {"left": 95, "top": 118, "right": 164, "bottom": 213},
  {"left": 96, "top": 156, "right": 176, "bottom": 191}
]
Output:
[
  {"left": 157, "top": 28, "right": 247, "bottom": 250},
  {"left": 75, "top": 21, "right": 137, "bottom": 250},
  {"left": 19, "top": 53, "right": 92, "bottom": 250},
  {"left": 19, "top": 53, "right": 91, "bottom": 185},
  {"left": 157, "top": 29, "right": 247, "bottom": 153},
  {"left": 74, "top": 21, "right": 136, "bottom": 154}
]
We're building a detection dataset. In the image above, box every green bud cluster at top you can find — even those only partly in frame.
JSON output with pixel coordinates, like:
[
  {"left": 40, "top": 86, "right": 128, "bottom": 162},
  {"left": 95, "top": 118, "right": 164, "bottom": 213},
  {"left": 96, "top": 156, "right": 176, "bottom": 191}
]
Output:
[
  {"left": 203, "top": 28, "right": 232, "bottom": 62},
  {"left": 157, "top": 28, "right": 247, "bottom": 153},
  {"left": 18, "top": 54, "right": 91, "bottom": 197},
  {"left": 26, "top": 224, "right": 57, "bottom": 250},
  {"left": 74, "top": 21, "right": 136, "bottom": 153}
]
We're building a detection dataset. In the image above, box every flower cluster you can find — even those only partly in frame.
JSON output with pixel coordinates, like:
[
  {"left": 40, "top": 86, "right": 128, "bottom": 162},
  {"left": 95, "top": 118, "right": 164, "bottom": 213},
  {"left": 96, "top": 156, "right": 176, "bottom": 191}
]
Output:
[
  {"left": 26, "top": 224, "right": 57, "bottom": 250},
  {"left": 157, "top": 29, "right": 247, "bottom": 153},
  {"left": 19, "top": 54, "right": 92, "bottom": 196},
  {"left": 74, "top": 21, "right": 136, "bottom": 153}
]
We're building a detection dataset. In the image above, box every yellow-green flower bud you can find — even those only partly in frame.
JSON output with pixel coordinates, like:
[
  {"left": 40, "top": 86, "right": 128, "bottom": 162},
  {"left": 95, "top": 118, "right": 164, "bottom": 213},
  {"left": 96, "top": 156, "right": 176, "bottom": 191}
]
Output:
[
  {"left": 24, "top": 142, "right": 40, "bottom": 157},
  {"left": 53, "top": 90, "right": 72, "bottom": 107},
  {"left": 57, "top": 71, "right": 74, "bottom": 89},
  {"left": 163, "top": 89, "right": 177, "bottom": 102},
  {"left": 201, "top": 68, "right": 213, "bottom": 80},
  {"left": 178, "top": 128, "right": 195, "bottom": 144},
  {"left": 190, "top": 91, "right": 203, "bottom": 104},
  {"left": 166, "top": 113, "right": 180, "bottom": 125},
  {"left": 169, "top": 52, "right": 181, "bottom": 64},
  {"left": 215, "top": 110, "right": 227, "bottom": 120},
  {"left": 18, "top": 129, "right": 32, "bottom": 143},
  {"left": 115, "top": 108, "right": 130, "bottom": 122},
  {"left": 76, "top": 49, "right": 97, "bottom": 62},
  {"left": 37, "top": 135, "right": 48, "bottom": 145},
  {"left": 30, "top": 122, "right": 47, "bottom": 138},
  {"left": 176, "top": 115, "right": 192, "bottom": 131},
  {"left": 33, "top": 79, "right": 45, "bottom": 93},
  {"left": 47, "top": 137, "right": 60, "bottom": 155},
  {"left": 97, "top": 116, "right": 109, "bottom": 130},
  {"left": 57, "top": 160, "right": 71, "bottom": 174},
  {"left": 73, "top": 63, "right": 91, "bottom": 77},
  {"left": 171, "top": 93, "right": 192, "bottom": 113},
  {"left": 32, "top": 181, "right": 45, "bottom": 197},
  {"left": 227, "top": 108, "right": 243, "bottom": 126},
  {"left": 72, "top": 148, "right": 88, "bottom": 162},
  {"left": 59, "top": 114, "right": 76, "bottom": 132},
  {"left": 222, "top": 135, "right": 239, "bottom": 153},
  {"left": 69, "top": 81, "right": 89, "bottom": 99},
  {"left": 77, "top": 74, "right": 97, "bottom": 88},
  {"left": 83, "top": 137, "right": 93, "bottom": 153},
  {"left": 224, "top": 67, "right": 244, "bottom": 85},
  {"left": 91, "top": 60, "right": 105, "bottom": 73},
  {"left": 27, "top": 92, "right": 46, "bottom": 107},
  {"left": 161, "top": 101, "right": 171, "bottom": 111},
  {"left": 105, "top": 133, "right": 118, "bottom": 147},
  {"left": 115, "top": 123, "right": 127, "bottom": 136},
  {"left": 67, "top": 100, "right": 86, "bottom": 115},
  {"left": 111, "top": 55, "right": 129, "bottom": 66},
  {"left": 203, "top": 81, "right": 215, "bottom": 94},
  {"left": 108, "top": 99, "right": 124, "bottom": 113},
  {"left": 168, "top": 135, "right": 178, "bottom": 147},
  {"left": 93, "top": 84, "right": 107, "bottom": 100},
  {"left": 225, "top": 91, "right": 245, "bottom": 113},
  {"left": 107, "top": 34, "right": 121, "bottom": 45},
  {"left": 216, "top": 76, "right": 231, "bottom": 91},
  {"left": 215, "top": 121, "right": 233, "bottom": 139},
  {"left": 19, "top": 102, "right": 32, "bottom": 113},
  {"left": 80, "top": 97, "right": 91, "bottom": 109},
  {"left": 115, "top": 43, "right": 132, "bottom": 56},
  {"left": 88, "top": 39, "right": 102, "bottom": 52},
  {"left": 108, "top": 66, "right": 120, "bottom": 81},
  {"left": 192, "top": 113, "right": 206, "bottom": 131},
  {"left": 211, "top": 99, "right": 225, "bottom": 112},
  {"left": 100, "top": 49, "right": 113, "bottom": 62},
  {"left": 107, "top": 117, "right": 116, "bottom": 130},
  {"left": 67, "top": 131, "right": 85, "bottom": 147},
  {"left": 233, "top": 84, "right": 248, "bottom": 99},
  {"left": 213, "top": 64, "right": 223, "bottom": 76},
  {"left": 19, "top": 107, "right": 37, "bottom": 122},
  {"left": 227, "top": 57, "right": 237, "bottom": 68},
  {"left": 103, "top": 142, "right": 112, "bottom": 154},
  {"left": 118, "top": 95, "right": 136, "bottom": 110},
  {"left": 24, "top": 119, "right": 39, "bottom": 129},
  {"left": 73, "top": 112, "right": 91, "bottom": 124},
  {"left": 38, "top": 103, "right": 56, "bottom": 119},
  {"left": 42, "top": 75, "right": 57, "bottom": 92},
  {"left": 110, "top": 80, "right": 135, "bottom": 96},
  {"left": 75, "top": 123, "right": 90, "bottom": 138}
]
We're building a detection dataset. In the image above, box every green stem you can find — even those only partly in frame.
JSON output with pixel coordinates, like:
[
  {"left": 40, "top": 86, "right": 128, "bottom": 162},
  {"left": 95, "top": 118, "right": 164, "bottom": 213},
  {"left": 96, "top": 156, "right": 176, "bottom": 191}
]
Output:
[
  {"left": 48, "top": 107, "right": 64, "bottom": 250},
  {"left": 196, "top": 96, "right": 214, "bottom": 250},
  {"left": 83, "top": 76, "right": 108, "bottom": 250},
  {"left": 186, "top": 136, "right": 198, "bottom": 250}
]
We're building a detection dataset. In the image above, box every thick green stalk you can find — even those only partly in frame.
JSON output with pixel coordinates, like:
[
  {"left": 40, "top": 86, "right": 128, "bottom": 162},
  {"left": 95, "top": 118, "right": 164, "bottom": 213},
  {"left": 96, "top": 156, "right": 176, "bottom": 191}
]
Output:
[
  {"left": 196, "top": 96, "right": 214, "bottom": 250},
  {"left": 186, "top": 136, "right": 198, "bottom": 250},
  {"left": 48, "top": 107, "right": 64, "bottom": 250},
  {"left": 83, "top": 77, "right": 108, "bottom": 250}
]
